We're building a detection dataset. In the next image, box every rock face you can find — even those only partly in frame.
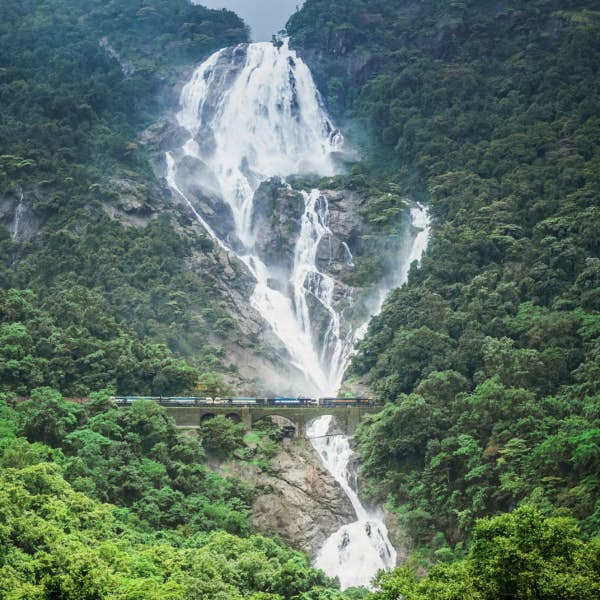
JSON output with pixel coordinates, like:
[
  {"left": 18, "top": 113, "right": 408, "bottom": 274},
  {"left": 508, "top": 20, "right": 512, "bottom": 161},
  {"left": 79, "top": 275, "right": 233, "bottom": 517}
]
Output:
[
  {"left": 0, "top": 187, "right": 45, "bottom": 242},
  {"left": 228, "top": 437, "right": 356, "bottom": 556},
  {"left": 251, "top": 178, "right": 304, "bottom": 272},
  {"left": 316, "top": 188, "right": 363, "bottom": 278},
  {"left": 172, "top": 153, "right": 240, "bottom": 245},
  {"left": 382, "top": 506, "right": 411, "bottom": 566},
  {"left": 251, "top": 182, "right": 364, "bottom": 280},
  {"left": 139, "top": 116, "right": 190, "bottom": 155},
  {"left": 217, "top": 432, "right": 410, "bottom": 565}
]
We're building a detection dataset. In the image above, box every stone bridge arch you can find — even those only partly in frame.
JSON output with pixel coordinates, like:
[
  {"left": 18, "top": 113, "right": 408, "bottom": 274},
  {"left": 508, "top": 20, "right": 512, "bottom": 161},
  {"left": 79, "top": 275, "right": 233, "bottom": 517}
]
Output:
[
  {"left": 163, "top": 405, "right": 380, "bottom": 434},
  {"left": 225, "top": 412, "right": 243, "bottom": 423},
  {"left": 253, "top": 414, "right": 299, "bottom": 437}
]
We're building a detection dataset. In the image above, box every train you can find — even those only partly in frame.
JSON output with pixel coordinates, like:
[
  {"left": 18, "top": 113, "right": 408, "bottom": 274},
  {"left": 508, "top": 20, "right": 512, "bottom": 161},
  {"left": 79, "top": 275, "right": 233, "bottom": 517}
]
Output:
[{"left": 111, "top": 396, "right": 373, "bottom": 407}]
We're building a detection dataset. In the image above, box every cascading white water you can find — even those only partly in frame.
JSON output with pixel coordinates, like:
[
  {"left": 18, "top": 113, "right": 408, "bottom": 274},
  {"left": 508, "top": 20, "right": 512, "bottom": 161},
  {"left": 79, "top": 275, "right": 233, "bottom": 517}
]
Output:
[
  {"left": 175, "top": 40, "right": 341, "bottom": 247},
  {"left": 354, "top": 204, "right": 431, "bottom": 343},
  {"left": 307, "top": 415, "right": 396, "bottom": 589},
  {"left": 167, "top": 40, "right": 350, "bottom": 394},
  {"left": 11, "top": 189, "right": 25, "bottom": 241},
  {"left": 166, "top": 39, "right": 429, "bottom": 394}
]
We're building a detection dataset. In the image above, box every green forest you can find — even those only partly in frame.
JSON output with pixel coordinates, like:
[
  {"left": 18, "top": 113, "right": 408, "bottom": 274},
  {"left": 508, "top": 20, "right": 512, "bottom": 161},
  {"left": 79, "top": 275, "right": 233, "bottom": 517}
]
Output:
[
  {"left": 2, "top": 0, "right": 600, "bottom": 597},
  {"left": 0, "top": 0, "right": 248, "bottom": 397},
  {"left": 289, "top": 0, "right": 600, "bottom": 594},
  {"left": 0, "top": 391, "right": 347, "bottom": 598}
]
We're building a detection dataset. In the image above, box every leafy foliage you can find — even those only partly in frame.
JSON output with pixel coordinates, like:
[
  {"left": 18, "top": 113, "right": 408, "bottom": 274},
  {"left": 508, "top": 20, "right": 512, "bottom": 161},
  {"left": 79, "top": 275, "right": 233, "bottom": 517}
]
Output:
[
  {"left": 0, "top": 288, "right": 199, "bottom": 396},
  {"left": 0, "top": 0, "right": 249, "bottom": 396},
  {"left": 290, "top": 0, "right": 600, "bottom": 556},
  {"left": 0, "top": 462, "right": 336, "bottom": 599},
  {"left": 6, "top": 390, "right": 252, "bottom": 534},
  {"left": 369, "top": 507, "right": 600, "bottom": 600}
]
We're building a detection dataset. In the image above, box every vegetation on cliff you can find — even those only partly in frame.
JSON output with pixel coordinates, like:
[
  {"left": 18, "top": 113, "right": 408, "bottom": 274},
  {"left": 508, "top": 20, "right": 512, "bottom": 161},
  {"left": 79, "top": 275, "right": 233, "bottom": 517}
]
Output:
[
  {"left": 369, "top": 506, "right": 600, "bottom": 600},
  {"left": 289, "top": 0, "right": 600, "bottom": 584},
  {"left": 0, "top": 0, "right": 249, "bottom": 397},
  {"left": 0, "top": 391, "right": 349, "bottom": 598}
]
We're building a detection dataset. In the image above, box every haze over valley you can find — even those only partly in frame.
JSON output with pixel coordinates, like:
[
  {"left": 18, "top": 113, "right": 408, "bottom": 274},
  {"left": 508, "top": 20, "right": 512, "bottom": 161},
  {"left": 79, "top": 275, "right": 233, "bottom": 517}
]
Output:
[{"left": 196, "top": 0, "right": 302, "bottom": 40}]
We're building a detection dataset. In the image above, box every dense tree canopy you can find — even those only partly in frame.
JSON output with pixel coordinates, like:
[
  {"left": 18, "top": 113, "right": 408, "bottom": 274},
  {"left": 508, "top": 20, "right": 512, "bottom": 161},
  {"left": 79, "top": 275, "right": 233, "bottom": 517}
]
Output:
[
  {"left": 0, "top": 0, "right": 249, "bottom": 396},
  {"left": 369, "top": 506, "right": 600, "bottom": 600},
  {"left": 290, "top": 0, "right": 600, "bottom": 561},
  {"left": 0, "top": 391, "right": 347, "bottom": 598}
]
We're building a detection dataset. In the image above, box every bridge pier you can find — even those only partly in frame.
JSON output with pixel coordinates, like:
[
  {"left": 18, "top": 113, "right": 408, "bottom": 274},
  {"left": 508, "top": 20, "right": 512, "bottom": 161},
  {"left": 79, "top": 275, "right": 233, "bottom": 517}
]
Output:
[{"left": 240, "top": 407, "right": 252, "bottom": 430}]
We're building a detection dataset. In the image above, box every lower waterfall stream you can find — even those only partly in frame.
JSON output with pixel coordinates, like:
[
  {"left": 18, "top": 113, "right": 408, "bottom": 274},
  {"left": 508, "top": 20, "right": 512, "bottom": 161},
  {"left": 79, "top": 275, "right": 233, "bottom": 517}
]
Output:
[{"left": 307, "top": 415, "right": 396, "bottom": 589}]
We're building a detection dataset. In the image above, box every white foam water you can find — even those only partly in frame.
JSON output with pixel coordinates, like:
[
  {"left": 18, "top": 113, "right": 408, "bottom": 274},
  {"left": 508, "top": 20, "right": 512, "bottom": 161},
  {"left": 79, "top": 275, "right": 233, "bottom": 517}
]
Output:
[
  {"left": 165, "top": 39, "right": 429, "bottom": 394},
  {"left": 354, "top": 203, "right": 431, "bottom": 343},
  {"left": 307, "top": 415, "right": 396, "bottom": 589},
  {"left": 11, "top": 189, "right": 25, "bottom": 241}
]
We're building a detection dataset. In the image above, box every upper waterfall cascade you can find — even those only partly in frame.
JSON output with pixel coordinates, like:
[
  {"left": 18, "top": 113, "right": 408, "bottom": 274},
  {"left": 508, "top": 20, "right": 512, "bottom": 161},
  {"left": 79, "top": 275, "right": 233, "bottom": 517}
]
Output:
[{"left": 166, "top": 40, "right": 429, "bottom": 395}]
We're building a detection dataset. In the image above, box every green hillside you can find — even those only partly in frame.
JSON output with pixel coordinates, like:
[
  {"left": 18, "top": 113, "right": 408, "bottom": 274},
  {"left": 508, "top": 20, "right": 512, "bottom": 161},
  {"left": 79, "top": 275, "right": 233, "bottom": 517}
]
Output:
[
  {"left": 0, "top": 391, "right": 342, "bottom": 598},
  {"left": 0, "top": 0, "right": 248, "bottom": 396},
  {"left": 289, "top": 0, "right": 600, "bottom": 566},
  {"left": 2, "top": 0, "right": 599, "bottom": 596}
]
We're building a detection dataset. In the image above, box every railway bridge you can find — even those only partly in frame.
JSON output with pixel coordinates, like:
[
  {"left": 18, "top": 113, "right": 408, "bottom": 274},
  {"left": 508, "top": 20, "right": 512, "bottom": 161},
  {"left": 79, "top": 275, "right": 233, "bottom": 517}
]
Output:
[{"left": 164, "top": 405, "right": 379, "bottom": 436}]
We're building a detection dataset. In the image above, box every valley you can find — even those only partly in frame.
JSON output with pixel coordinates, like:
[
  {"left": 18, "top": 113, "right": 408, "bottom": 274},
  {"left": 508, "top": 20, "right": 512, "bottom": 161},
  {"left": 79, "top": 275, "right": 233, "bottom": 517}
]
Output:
[{"left": 1, "top": 0, "right": 599, "bottom": 598}]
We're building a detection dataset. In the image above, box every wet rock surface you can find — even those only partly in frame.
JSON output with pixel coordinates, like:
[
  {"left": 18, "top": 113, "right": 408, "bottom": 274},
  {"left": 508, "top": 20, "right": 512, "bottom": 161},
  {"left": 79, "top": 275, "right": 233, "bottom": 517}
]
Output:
[
  {"left": 227, "top": 438, "right": 356, "bottom": 556},
  {"left": 251, "top": 178, "right": 304, "bottom": 272},
  {"left": 172, "top": 154, "right": 238, "bottom": 243},
  {"left": 317, "top": 188, "right": 363, "bottom": 277},
  {"left": 0, "top": 187, "right": 45, "bottom": 242},
  {"left": 139, "top": 116, "right": 190, "bottom": 154}
]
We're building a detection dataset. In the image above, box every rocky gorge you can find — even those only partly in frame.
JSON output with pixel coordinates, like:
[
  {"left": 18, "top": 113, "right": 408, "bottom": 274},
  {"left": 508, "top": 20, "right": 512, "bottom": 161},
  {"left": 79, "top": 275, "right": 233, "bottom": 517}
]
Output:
[{"left": 210, "top": 425, "right": 409, "bottom": 566}]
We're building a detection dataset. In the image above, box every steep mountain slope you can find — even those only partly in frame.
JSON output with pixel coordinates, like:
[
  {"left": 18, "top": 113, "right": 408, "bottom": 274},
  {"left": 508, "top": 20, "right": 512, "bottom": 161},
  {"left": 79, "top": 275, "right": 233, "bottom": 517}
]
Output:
[
  {"left": 0, "top": 1, "right": 262, "bottom": 395},
  {"left": 289, "top": 0, "right": 600, "bottom": 554}
]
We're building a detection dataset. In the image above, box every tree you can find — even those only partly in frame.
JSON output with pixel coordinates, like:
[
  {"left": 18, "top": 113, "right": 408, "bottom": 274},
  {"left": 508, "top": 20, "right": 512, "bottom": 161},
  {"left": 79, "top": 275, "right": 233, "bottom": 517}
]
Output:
[
  {"left": 200, "top": 415, "right": 246, "bottom": 455},
  {"left": 197, "top": 371, "right": 233, "bottom": 398},
  {"left": 369, "top": 507, "right": 600, "bottom": 600},
  {"left": 18, "top": 387, "right": 81, "bottom": 447}
]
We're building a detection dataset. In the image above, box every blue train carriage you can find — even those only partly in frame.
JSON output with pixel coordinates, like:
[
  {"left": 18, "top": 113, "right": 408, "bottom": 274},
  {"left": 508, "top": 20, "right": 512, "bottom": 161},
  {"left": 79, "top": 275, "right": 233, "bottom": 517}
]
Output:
[
  {"left": 158, "top": 397, "right": 213, "bottom": 406},
  {"left": 269, "top": 397, "right": 312, "bottom": 406},
  {"left": 318, "top": 397, "right": 374, "bottom": 407}
]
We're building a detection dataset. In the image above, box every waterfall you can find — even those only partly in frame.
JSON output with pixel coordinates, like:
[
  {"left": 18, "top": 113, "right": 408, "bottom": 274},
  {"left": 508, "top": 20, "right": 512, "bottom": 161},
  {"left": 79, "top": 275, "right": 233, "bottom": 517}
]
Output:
[
  {"left": 307, "top": 415, "right": 396, "bottom": 589},
  {"left": 354, "top": 204, "right": 431, "bottom": 343},
  {"left": 11, "top": 189, "right": 25, "bottom": 241},
  {"left": 166, "top": 39, "right": 429, "bottom": 394}
]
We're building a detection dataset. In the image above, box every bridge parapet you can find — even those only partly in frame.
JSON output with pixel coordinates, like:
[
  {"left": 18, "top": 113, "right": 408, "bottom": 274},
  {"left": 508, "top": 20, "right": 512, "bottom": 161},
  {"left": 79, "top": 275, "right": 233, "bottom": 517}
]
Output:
[{"left": 164, "top": 405, "right": 379, "bottom": 436}]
